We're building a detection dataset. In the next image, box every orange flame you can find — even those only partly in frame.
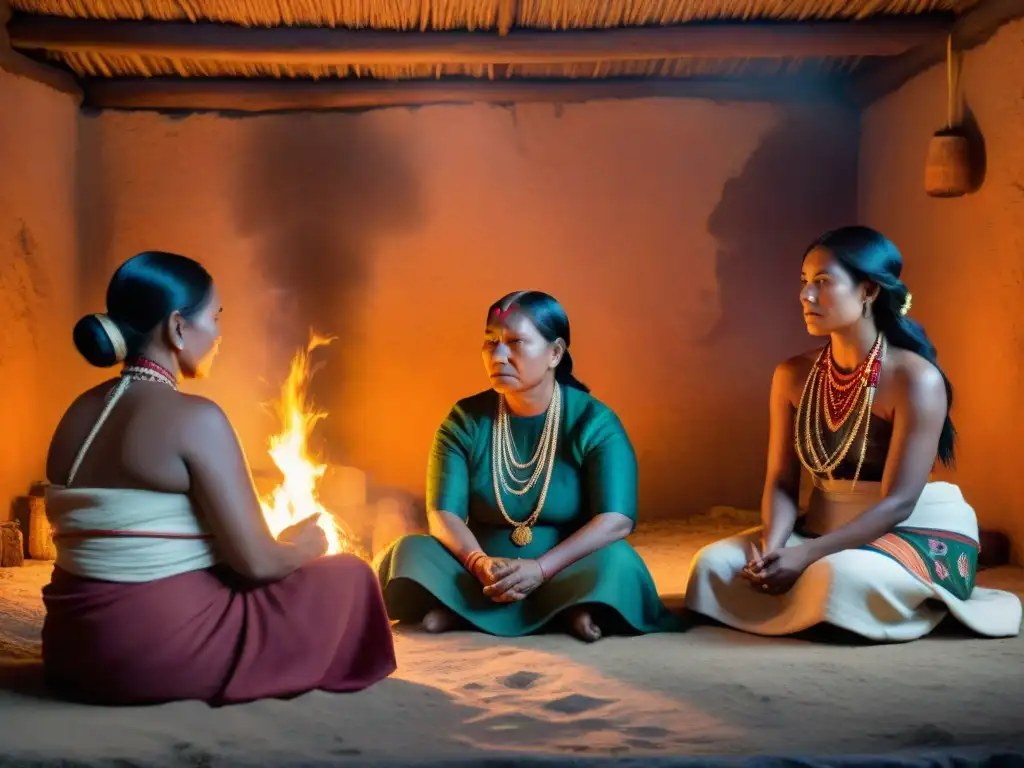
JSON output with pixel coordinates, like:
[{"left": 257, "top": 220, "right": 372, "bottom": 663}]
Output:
[{"left": 259, "top": 333, "right": 357, "bottom": 556}]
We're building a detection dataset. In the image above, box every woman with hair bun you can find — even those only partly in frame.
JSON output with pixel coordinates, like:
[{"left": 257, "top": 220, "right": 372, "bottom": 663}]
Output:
[
  {"left": 686, "top": 227, "right": 1022, "bottom": 641},
  {"left": 42, "top": 251, "right": 396, "bottom": 705},
  {"left": 375, "top": 291, "right": 681, "bottom": 641}
]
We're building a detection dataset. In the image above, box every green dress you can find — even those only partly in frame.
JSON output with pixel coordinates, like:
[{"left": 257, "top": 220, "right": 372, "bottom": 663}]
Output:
[{"left": 374, "top": 386, "right": 682, "bottom": 636}]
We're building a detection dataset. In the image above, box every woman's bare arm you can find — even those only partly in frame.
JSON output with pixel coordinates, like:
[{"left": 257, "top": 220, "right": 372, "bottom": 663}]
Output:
[
  {"left": 536, "top": 512, "right": 633, "bottom": 578},
  {"left": 428, "top": 509, "right": 486, "bottom": 564},
  {"left": 181, "top": 399, "right": 316, "bottom": 582},
  {"left": 802, "top": 360, "right": 947, "bottom": 561},
  {"left": 761, "top": 360, "right": 803, "bottom": 553}
]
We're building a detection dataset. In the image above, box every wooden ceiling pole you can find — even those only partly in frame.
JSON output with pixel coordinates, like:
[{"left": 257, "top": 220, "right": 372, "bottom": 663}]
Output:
[
  {"left": 85, "top": 75, "right": 846, "bottom": 112},
  {"left": 9, "top": 16, "right": 952, "bottom": 65},
  {"left": 0, "top": 0, "right": 81, "bottom": 99}
]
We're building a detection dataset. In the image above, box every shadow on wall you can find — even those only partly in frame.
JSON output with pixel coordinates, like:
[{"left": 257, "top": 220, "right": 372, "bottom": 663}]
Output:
[
  {"left": 234, "top": 114, "right": 422, "bottom": 463},
  {"left": 961, "top": 103, "right": 988, "bottom": 192},
  {"left": 694, "top": 109, "right": 859, "bottom": 511}
]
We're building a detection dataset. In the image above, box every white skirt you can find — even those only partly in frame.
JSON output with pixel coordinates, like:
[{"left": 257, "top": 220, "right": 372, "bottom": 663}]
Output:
[{"left": 684, "top": 480, "right": 1022, "bottom": 641}]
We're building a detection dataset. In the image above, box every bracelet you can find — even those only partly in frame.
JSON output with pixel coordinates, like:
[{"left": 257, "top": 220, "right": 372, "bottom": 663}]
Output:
[
  {"left": 463, "top": 550, "right": 485, "bottom": 573},
  {"left": 537, "top": 559, "right": 549, "bottom": 581}
]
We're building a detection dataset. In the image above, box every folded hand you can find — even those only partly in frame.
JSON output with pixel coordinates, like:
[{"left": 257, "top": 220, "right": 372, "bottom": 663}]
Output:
[
  {"left": 743, "top": 545, "right": 812, "bottom": 595},
  {"left": 469, "top": 556, "right": 516, "bottom": 586},
  {"left": 482, "top": 559, "right": 546, "bottom": 603}
]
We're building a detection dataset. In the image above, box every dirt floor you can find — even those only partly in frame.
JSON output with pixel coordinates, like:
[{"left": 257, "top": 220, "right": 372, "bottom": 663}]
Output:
[{"left": 1, "top": 511, "right": 1022, "bottom": 767}]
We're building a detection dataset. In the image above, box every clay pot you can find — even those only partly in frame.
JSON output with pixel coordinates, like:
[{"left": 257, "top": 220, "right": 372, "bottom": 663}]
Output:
[{"left": 924, "top": 129, "right": 972, "bottom": 198}]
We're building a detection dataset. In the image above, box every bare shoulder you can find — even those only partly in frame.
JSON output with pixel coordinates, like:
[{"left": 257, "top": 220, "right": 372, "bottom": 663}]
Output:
[
  {"left": 46, "top": 379, "right": 121, "bottom": 482},
  {"left": 775, "top": 348, "right": 821, "bottom": 380},
  {"left": 773, "top": 348, "right": 822, "bottom": 401},
  {"left": 71, "top": 379, "right": 120, "bottom": 409},
  {"left": 170, "top": 393, "right": 236, "bottom": 445},
  {"left": 884, "top": 347, "right": 947, "bottom": 403},
  {"left": 50, "top": 378, "right": 120, "bottom": 441}
]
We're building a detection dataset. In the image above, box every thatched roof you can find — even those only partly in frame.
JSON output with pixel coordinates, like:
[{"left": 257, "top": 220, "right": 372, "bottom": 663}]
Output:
[
  {"left": 3, "top": 0, "right": 1017, "bottom": 112},
  {"left": 6, "top": 0, "right": 982, "bottom": 28}
]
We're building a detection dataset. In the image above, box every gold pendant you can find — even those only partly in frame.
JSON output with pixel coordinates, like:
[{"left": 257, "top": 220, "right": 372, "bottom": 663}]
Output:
[{"left": 510, "top": 525, "right": 533, "bottom": 547}]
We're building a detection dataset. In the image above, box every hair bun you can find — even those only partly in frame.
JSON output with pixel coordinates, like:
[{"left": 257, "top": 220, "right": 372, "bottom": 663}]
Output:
[{"left": 72, "top": 313, "right": 127, "bottom": 368}]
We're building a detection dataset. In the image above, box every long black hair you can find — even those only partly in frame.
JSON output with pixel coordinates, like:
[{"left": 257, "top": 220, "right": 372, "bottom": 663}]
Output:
[
  {"left": 73, "top": 251, "right": 213, "bottom": 368},
  {"left": 488, "top": 290, "right": 589, "bottom": 393},
  {"left": 805, "top": 226, "right": 956, "bottom": 466}
]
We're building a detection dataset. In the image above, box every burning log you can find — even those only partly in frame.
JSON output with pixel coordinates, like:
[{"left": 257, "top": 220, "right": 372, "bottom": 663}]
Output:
[
  {"left": 257, "top": 333, "right": 428, "bottom": 561},
  {"left": 259, "top": 333, "right": 364, "bottom": 559}
]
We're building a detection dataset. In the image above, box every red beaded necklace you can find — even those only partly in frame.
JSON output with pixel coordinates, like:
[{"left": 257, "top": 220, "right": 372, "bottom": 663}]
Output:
[
  {"left": 122, "top": 357, "right": 178, "bottom": 390},
  {"left": 794, "top": 334, "right": 886, "bottom": 488},
  {"left": 820, "top": 337, "right": 882, "bottom": 431}
]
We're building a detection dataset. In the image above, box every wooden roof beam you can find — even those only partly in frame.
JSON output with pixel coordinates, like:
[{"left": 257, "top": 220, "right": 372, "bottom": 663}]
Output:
[
  {"left": 83, "top": 75, "right": 849, "bottom": 113},
  {"left": 9, "top": 15, "right": 953, "bottom": 65},
  {"left": 0, "top": 0, "right": 81, "bottom": 99},
  {"left": 848, "top": 0, "right": 1024, "bottom": 106}
]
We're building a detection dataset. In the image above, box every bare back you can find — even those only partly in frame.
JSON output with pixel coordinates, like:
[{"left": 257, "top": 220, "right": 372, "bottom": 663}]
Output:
[
  {"left": 47, "top": 380, "right": 200, "bottom": 492},
  {"left": 45, "top": 378, "right": 308, "bottom": 582}
]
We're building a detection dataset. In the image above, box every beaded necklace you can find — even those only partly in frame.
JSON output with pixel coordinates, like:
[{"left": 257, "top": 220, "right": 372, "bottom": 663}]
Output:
[
  {"left": 794, "top": 335, "right": 885, "bottom": 489},
  {"left": 490, "top": 383, "right": 561, "bottom": 547},
  {"left": 122, "top": 357, "right": 179, "bottom": 390}
]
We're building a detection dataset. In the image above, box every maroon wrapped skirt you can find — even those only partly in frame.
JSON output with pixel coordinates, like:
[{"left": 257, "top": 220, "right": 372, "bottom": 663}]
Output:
[{"left": 41, "top": 554, "right": 397, "bottom": 705}]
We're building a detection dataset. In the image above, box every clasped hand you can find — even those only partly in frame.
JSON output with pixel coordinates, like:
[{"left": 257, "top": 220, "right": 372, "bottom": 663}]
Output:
[
  {"left": 741, "top": 544, "right": 812, "bottom": 595},
  {"left": 278, "top": 514, "right": 328, "bottom": 558},
  {"left": 471, "top": 556, "right": 545, "bottom": 603}
]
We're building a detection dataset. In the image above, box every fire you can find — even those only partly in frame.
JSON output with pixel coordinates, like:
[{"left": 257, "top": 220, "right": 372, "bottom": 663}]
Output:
[{"left": 259, "top": 333, "right": 357, "bottom": 556}]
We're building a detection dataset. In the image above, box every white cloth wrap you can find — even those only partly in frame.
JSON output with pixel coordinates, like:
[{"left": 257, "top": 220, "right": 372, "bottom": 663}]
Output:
[
  {"left": 684, "top": 480, "right": 1021, "bottom": 641},
  {"left": 46, "top": 487, "right": 218, "bottom": 583}
]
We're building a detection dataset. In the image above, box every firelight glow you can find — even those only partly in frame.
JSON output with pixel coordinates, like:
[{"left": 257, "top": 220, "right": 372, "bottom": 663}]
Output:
[{"left": 259, "top": 333, "right": 357, "bottom": 556}]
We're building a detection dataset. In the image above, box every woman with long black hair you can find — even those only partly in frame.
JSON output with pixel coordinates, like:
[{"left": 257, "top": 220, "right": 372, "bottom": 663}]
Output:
[{"left": 686, "top": 226, "right": 1021, "bottom": 641}]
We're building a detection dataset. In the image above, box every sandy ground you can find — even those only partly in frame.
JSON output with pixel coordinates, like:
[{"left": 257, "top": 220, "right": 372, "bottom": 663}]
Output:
[{"left": 1, "top": 511, "right": 1023, "bottom": 767}]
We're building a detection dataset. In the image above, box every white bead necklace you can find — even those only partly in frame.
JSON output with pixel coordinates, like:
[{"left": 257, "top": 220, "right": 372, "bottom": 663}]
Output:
[{"left": 490, "top": 384, "right": 561, "bottom": 547}]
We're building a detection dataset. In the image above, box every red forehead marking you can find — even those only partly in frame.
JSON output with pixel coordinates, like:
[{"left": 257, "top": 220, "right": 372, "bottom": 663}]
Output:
[{"left": 492, "top": 303, "right": 520, "bottom": 318}]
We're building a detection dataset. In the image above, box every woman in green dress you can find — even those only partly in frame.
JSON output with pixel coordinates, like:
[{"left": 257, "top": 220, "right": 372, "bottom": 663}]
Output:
[{"left": 374, "top": 290, "right": 681, "bottom": 641}]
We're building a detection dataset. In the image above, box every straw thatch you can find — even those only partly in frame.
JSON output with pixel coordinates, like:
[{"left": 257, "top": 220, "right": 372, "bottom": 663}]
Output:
[
  {"left": 5, "top": 0, "right": 999, "bottom": 109},
  {"left": 7, "top": 0, "right": 982, "bottom": 29}
]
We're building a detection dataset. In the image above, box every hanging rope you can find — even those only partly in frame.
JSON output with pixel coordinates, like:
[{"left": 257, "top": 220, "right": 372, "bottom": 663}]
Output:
[{"left": 945, "top": 32, "right": 962, "bottom": 130}]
